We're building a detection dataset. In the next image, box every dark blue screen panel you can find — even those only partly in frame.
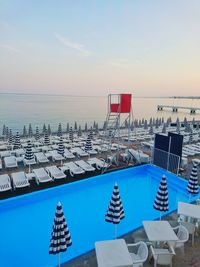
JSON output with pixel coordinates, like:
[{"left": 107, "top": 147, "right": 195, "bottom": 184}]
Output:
[{"left": 168, "top": 132, "right": 183, "bottom": 159}]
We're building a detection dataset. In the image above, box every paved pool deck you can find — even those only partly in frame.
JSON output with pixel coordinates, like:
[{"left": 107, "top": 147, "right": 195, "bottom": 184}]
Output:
[{"left": 63, "top": 212, "right": 200, "bottom": 267}]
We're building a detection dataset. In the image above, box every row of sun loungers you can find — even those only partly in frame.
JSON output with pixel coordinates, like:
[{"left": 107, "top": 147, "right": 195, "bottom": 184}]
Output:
[{"left": 0, "top": 157, "right": 110, "bottom": 192}]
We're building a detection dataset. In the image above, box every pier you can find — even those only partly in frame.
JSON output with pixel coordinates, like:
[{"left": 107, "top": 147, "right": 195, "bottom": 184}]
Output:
[{"left": 157, "top": 105, "right": 200, "bottom": 114}]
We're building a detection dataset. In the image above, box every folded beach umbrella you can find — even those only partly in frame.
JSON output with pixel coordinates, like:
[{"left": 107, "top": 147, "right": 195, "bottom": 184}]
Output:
[
  {"left": 89, "top": 127, "right": 93, "bottom": 140},
  {"left": 57, "top": 136, "right": 65, "bottom": 165},
  {"left": 23, "top": 125, "right": 28, "bottom": 138},
  {"left": 105, "top": 183, "right": 125, "bottom": 239},
  {"left": 49, "top": 202, "right": 72, "bottom": 267},
  {"left": 35, "top": 126, "right": 40, "bottom": 141},
  {"left": 43, "top": 123, "right": 47, "bottom": 134},
  {"left": 66, "top": 123, "right": 69, "bottom": 134},
  {"left": 48, "top": 124, "right": 51, "bottom": 136},
  {"left": 25, "top": 140, "right": 34, "bottom": 173},
  {"left": 162, "top": 123, "right": 166, "bottom": 134},
  {"left": 69, "top": 127, "right": 73, "bottom": 142},
  {"left": 57, "top": 123, "right": 62, "bottom": 137},
  {"left": 189, "top": 130, "right": 193, "bottom": 144},
  {"left": 13, "top": 132, "right": 21, "bottom": 150},
  {"left": 28, "top": 123, "right": 33, "bottom": 138},
  {"left": 44, "top": 131, "right": 50, "bottom": 146},
  {"left": 8, "top": 129, "right": 14, "bottom": 146},
  {"left": 153, "top": 175, "right": 169, "bottom": 220},
  {"left": 149, "top": 125, "right": 154, "bottom": 135},
  {"left": 77, "top": 125, "right": 82, "bottom": 137},
  {"left": 187, "top": 162, "right": 199, "bottom": 200},
  {"left": 84, "top": 134, "right": 92, "bottom": 152}
]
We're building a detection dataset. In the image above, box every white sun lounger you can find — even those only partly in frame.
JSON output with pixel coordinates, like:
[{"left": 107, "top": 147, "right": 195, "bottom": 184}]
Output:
[
  {"left": 4, "top": 156, "right": 18, "bottom": 168},
  {"left": 64, "top": 162, "right": 85, "bottom": 177},
  {"left": 75, "top": 160, "right": 95, "bottom": 172},
  {"left": 87, "top": 157, "right": 110, "bottom": 170},
  {"left": 35, "top": 152, "right": 49, "bottom": 163},
  {"left": 0, "top": 150, "right": 11, "bottom": 158},
  {"left": 128, "top": 149, "right": 150, "bottom": 164},
  {"left": 14, "top": 148, "right": 25, "bottom": 157},
  {"left": 71, "top": 147, "right": 89, "bottom": 157},
  {"left": 45, "top": 166, "right": 66, "bottom": 180},
  {"left": 64, "top": 149, "right": 75, "bottom": 159},
  {"left": 23, "top": 157, "right": 36, "bottom": 166},
  {"left": 0, "top": 174, "right": 12, "bottom": 192},
  {"left": 11, "top": 172, "right": 30, "bottom": 189},
  {"left": 33, "top": 168, "right": 53, "bottom": 185},
  {"left": 50, "top": 150, "right": 65, "bottom": 161}
]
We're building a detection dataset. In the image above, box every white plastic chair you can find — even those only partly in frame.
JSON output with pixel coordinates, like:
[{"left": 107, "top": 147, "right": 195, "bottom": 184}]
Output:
[
  {"left": 127, "top": 241, "right": 148, "bottom": 267},
  {"left": 150, "top": 245, "right": 175, "bottom": 267},
  {"left": 172, "top": 225, "right": 189, "bottom": 254}
]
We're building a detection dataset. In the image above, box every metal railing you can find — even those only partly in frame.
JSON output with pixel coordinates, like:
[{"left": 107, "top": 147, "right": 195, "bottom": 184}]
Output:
[{"left": 153, "top": 147, "right": 180, "bottom": 175}]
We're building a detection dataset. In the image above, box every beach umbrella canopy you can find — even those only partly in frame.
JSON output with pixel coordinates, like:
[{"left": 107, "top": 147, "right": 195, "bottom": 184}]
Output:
[
  {"left": 85, "top": 123, "right": 88, "bottom": 132},
  {"left": 28, "top": 123, "right": 33, "bottom": 138},
  {"left": 49, "top": 202, "right": 72, "bottom": 267},
  {"left": 153, "top": 175, "right": 169, "bottom": 219},
  {"left": 48, "top": 124, "right": 51, "bottom": 136},
  {"left": 105, "top": 183, "right": 125, "bottom": 238},
  {"left": 23, "top": 125, "right": 28, "bottom": 137},
  {"left": 2, "top": 124, "right": 6, "bottom": 136},
  {"left": 5, "top": 127, "right": 9, "bottom": 140},
  {"left": 162, "top": 123, "right": 166, "bottom": 134},
  {"left": 57, "top": 136, "right": 65, "bottom": 156},
  {"left": 66, "top": 123, "right": 69, "bottom": 134},
  {"left": 84, "top": 134, "right": 93, "bottom": 152},
  {"left": 8, "top": 129, "right": 14, "bottom": 145},
  {"left": 44, "top": 131, "right": 50, "bottom": 146},
  {"left": 25, "top": 140, "right": 34, "bottom": 160},
  {"left": 35, "top": 126, "right": 40, "bottom": 140},
  {"left": 187, "top": 162, "right": 199, "bottom": 196},
  {"left": 13, "top": 132, "right": 21, "bottom": 150},
  {"left": 149, "top": 125, "right": 154, "bottom": 135},
  {"left": 57, "top": 123, "right": 62, "bottom": 137},
  {"left": 74, "top": 121, "right": 77, "bottom": 131},
  {"left": 144, "top": 120, "right": 148, "bottom": 130},
  {"left": 89, "top": 127, "right": 93, "bottom": 140},
  {"left": 189, "top": 130, "right": 193, "bottom": 143},
  {"left": 69, "top": 127, "right": 73, "bottom": 142},
  {"left": 43, "top": 123, "right": 47, "bottom": 134},
  {"left": 77, "top": 125, "right": 82, "bottom": 137}
]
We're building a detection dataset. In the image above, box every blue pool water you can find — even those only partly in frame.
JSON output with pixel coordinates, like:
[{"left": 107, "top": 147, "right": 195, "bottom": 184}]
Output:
[{"left": 0, "top": 164, "right": 199, "bottom": 267}]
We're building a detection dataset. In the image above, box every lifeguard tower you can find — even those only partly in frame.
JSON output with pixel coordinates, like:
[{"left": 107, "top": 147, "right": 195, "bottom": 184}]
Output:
[{"left": 103, "top": 93, "right": 133, "bottom": 145}]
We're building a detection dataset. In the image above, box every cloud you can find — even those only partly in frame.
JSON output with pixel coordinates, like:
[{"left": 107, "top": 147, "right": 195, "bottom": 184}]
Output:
[
  {"left": 54, "top": 32, "right": 91, "bottom": 57},
  {"left": 0, "top": 44, "right": 22, "bottom": 54},
  {"left": 108, "top": 59, "right": 130, "bottom": 69}
]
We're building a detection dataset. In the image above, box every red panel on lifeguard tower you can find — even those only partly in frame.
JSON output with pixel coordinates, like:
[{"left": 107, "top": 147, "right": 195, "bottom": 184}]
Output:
[
  {"left": 120, "top": 94, "right": 131, "bottom": 113},
  {"left": 110, "top": 94, "right": 132, "bottom": 113}
]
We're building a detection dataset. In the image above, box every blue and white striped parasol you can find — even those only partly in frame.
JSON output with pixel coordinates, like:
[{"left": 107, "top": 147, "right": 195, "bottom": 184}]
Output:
[
  {"left": 57, "top": 136, "right": 65, "bottom": 165},
  {"left": 49, "top": 202, "right": 72, "bottom": 267},
  {"left": 57, "top": 123, "right": 62, "bottom": 137},
  {"left": 84, "top": 134, "right": 92, "bottom": 152},
  {"left": 24, "top": 140, "right": 34, "bottom": 173},
  {"left": 35, "top": 126, "right": 40, "bottom": 141},
  {"left": 69, "top": 127, "right": 73, "bottom": 142},
  {"left": 153, "top": 175, "right": 169, "bottom": 220},
  {"left": 187, "top": 162, "right": 199, "bottom": 198},
  {"left": 13, "top": 132, "right": 21, "bottom": 150},
  {"left": 105, "top": 183, "right": 125, "bottom": 238},
  {"left": 44, "top": 131, "right": 50, "bottom": 146}
]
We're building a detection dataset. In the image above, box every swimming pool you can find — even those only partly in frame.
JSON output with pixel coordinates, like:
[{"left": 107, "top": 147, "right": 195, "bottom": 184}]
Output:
[{"left": 0, "top": 164, "right": 198, "bottom": 267}]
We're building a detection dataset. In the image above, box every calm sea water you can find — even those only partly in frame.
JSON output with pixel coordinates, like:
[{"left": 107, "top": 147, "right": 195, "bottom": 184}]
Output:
[{"left": 0, "top": 93, "right": 200, "bottom": 133}]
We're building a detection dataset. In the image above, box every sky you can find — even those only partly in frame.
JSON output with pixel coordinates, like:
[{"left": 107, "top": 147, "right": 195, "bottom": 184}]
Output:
[{"left": 0, "top": 0, "right": 200, "bottom": 97}]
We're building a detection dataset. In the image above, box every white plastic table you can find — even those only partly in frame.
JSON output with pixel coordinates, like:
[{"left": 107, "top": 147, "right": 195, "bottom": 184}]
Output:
[
  {"left": 143, "top": 221, "right": 178, "bottom": 242},
  {"left": 95, "top": 239, "right": 132, "bottom": 267},
  {"left": 178, "top": 202, "right": 200, "bottom": 220}
]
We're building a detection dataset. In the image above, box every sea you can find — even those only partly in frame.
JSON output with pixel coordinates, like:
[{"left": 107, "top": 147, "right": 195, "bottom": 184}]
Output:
[{"left": 0, "top": 93, "right": 200, "bottom": 133}]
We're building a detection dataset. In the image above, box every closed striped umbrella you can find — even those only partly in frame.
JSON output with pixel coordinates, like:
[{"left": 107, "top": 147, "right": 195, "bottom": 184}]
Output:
[
  {"left": 23, "top": 125, "right": 28, "bottom": 138},
  {"left": 187, "top": 162, "right": 199, "bottom": 197},
  {"left": 49, "top": 202, "right": 72, "bottom": 267},
  {"left": 57, "top": 136, "right": 64, "bottom": 165},
  {"left": 153, "top": 175, "right": 169, "bottom": 220},
  {"left": 105, "top": 183, "right": 125, "bottom": 238},
  {"left": 43, "top": 123, "right": 47, "bottom": 134},
  {"left": 28, "top": 123, "right": 33, "bottom": 138},
  {"left": 57, "top": 123, "right": 62, "bottom": 137},
  {"left": 89, "top": 127, "right": 93, "bottom": 140},
  {"left": 69, "top": 127, "right": 73, "bottom": 142},
  {"left": 44, "top": 131, "right": 50, "bottom": 146},
  {"left": 13, "top": 132, "right": 21, "bottom": 150},
  {"left": 35, "top": 126, "right": 40, "bottom": 141},
  {"left": 77, "top": 126, "right": 82, "bottom": 137},
  {"left": 8, "top": 129, "right": 14, "bottom": 145},
  {"left": 189, "top": 130, "right": 193, "bottom": 144},
  {"left": 84, "top": 134, "right": 92, "bottom": 152},
  {"left": 149, "top": 125, "right": 154, "bottom": 135},
  {"left": 25, "top": 140, "right": 34, "bottom": 173}
]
